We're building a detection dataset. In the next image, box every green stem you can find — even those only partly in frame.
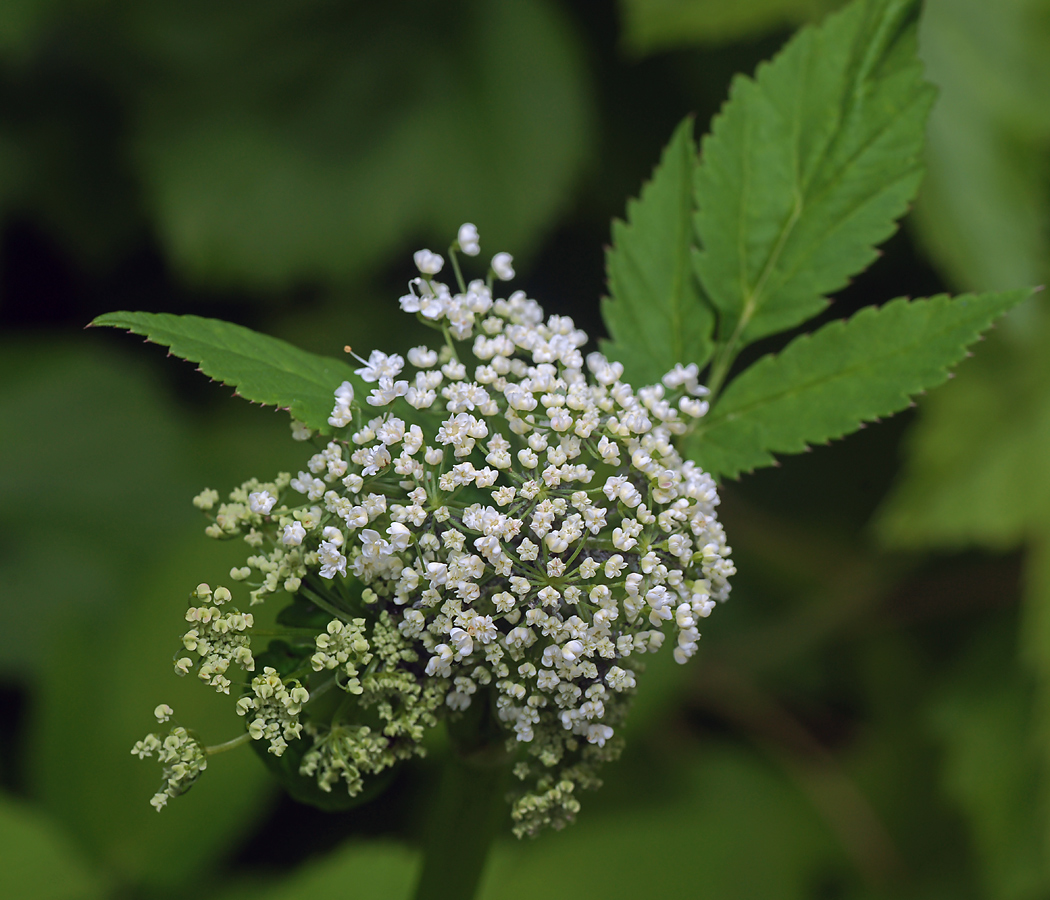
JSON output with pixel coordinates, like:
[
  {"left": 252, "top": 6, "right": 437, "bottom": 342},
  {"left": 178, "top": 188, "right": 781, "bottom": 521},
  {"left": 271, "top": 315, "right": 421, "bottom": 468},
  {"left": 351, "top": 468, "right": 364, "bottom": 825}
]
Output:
[
  {"left": 413, "top": 751, "right": 508, "bottom": 900},
  {"left": 205, "top": 732, "right": 251, "bottom": 756}
]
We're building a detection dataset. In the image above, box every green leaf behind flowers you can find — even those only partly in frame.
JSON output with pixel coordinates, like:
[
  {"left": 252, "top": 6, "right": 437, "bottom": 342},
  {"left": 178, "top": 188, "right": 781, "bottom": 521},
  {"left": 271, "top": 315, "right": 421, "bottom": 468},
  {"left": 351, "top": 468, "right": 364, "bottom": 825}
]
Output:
[
  {"left": 91, "top": 311, "right": 359, "bottom": 433},
  {"left": 601, "top": 117, "right": 715, "bottom": 385},
  {"left": 688, "top": 290, "right": 1029, "bottom": 480},
  {"left": 694, "top": 0, "right": 935, "bottom": 352}
]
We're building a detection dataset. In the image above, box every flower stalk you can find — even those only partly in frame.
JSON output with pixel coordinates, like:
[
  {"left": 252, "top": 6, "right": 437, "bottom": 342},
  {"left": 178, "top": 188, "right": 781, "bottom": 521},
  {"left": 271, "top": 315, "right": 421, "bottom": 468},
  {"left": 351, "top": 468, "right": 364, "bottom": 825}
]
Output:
[{"left": 414, "top": 751, "right": 509, "bottom": 900}]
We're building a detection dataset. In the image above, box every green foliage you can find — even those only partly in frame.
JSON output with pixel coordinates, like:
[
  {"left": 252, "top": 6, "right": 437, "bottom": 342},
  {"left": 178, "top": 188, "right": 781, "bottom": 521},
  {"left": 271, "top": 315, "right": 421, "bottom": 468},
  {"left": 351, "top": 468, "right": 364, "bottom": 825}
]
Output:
[
  {"left": 601, "top": 117, "right": 714, "bottom": 386},
  {"left": 915, "top": 0, "right": 1050, "bottom": 293},
  {"left": 603, "top": 0, "right": 1018, "bottom": 488},
  {"left": 0, "top": 338, "right": 302, "bottom": 890},
  {"left": 233, "top": 841, "right": 419, "bottom": 900},
  {"left": 688, "top": 291, "right": 1029, "bottom": 480},
  {"left": 0, "top": 0, "right": 590, "bottom": 284},
  {"left": 619, "top": 0, "right": 838, "bottom": 53},
  {"left": 0, "top": 341, "right": 192, "bottom": 675},
  {"left": 125, "top": 0, "right": 590, "bottom": 288},
  {"left": 928, "top": 626, "right": 1048, "bottom": 900},
  {"left": 480, "top": 747, "right": 845, "bottom": 900},
  {"left": 694, "top": 0, "right": 934, "bottom": 351},
  {"left": 876, "top": 308, "right": 1050, "bottom": 550},
  {"left": 3, "top": 1, "right": 1047, "bottom": 898},
  {"left": 0, "top": 794, "right": 105, "bottom": 900},
  {"left": 91, "top": 312, "right": 359, "bottom": 434},
  {"left": 29, "top": 533, "right": 275, "bottom": 890}
]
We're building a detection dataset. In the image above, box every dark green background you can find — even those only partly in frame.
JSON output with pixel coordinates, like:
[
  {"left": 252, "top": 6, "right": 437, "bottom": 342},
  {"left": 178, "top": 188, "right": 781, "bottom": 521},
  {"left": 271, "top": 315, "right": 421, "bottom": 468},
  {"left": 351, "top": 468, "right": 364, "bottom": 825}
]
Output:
[{"left": 1, "top": 1, "right": 1048, "bottom": 898}]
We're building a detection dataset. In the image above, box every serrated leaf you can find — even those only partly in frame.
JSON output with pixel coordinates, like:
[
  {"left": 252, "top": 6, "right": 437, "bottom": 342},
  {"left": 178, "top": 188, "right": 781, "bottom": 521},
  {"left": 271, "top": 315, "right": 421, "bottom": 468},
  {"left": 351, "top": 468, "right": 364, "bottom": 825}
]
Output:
[
  {"left": 688, "top": 290, "right": 1030, "bottom": 480},
  {"left": 601, "top": 118, "right": 715, "bottom": 385},
  {"left": 694, "top": 0, "right": 935, "bottom": 349},
  {"left": 91, "top": 311, "right": 358, "bottom": 433}
]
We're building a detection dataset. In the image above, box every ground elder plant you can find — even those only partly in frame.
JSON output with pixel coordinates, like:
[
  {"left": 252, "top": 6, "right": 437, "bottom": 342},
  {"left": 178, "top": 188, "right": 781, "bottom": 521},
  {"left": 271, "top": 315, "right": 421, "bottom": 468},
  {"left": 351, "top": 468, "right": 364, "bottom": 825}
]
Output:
[{"left": 95, "top": 1, "right": 1034, "bottom": 897}]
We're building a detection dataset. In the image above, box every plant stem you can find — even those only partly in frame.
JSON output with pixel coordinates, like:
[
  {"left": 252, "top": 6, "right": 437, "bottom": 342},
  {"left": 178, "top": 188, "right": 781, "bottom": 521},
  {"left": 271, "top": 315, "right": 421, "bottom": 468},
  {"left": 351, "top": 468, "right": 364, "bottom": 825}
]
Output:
[
  {"left": 412, "top": 751, "right": 508, "bottom": 900},
  {"left": 204, "top": 732, "right": 251, "bottom": 756}
]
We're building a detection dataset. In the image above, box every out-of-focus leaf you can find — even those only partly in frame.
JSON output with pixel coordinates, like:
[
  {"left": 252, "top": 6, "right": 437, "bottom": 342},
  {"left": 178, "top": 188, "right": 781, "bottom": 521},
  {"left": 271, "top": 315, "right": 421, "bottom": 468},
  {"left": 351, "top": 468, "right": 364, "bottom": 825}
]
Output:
[
  {"left": 92, "top": 311, "right": 359, "bottom": 433},
  {"left": 0, "top": 340, "right": 192, "bottom": 674},
  {"left": 480, "top": 746, "right": 845, "bottom": 900},
  {"left": 928, "top": 624, "right": 1048, "bottom": 900},
  {"left": 29, "top": 531, "right": 275, "bottom": 890},
  {"left": 241, "top": 841, "right": 419, "bottom": 900},
  {"left": 0, "top": 794, "right": 105, "bottom": 900},
  {"left": 121, "top": 0, "right": 590, "bottom": 289},
  {"left": 694, "top": 0, "right": 934, "bottom": 348},
  {"left": 601, "top": 117, "right": 715, "bottom": 385},
  {"left": 619, "top": 0, "right": 835, "bottom": 53},
  {"left": 10, "top": 339, "right": 304, "bottom": 887},
  {"left": 875, "top": 308, "right": 1050, "bottom": 551},
  {"left": 689, "top": 291, "right": 1027, "bottom": 481},
  {"left": 1024, "top": 535, "right": 1050, "bottom": 881},
  {"left": 914, "top": 0, "right": 1050, "bottom": 292},
  {"left": 0, "top": 0, "right": 65, "bottom": 56}
]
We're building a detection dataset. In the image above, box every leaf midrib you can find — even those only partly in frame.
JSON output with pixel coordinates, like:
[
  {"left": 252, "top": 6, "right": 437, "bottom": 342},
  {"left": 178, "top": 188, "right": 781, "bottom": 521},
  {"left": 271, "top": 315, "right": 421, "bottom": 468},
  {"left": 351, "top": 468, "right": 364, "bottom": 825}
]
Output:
[
  {"left": 702, "top": 305, "right": 980, "bottom": 429},
  {"left": 731, "top": 42, "right": 927, "bottom": 337},
  {"left": 101, "top": 313, "right": 352, "bottom": 392}
]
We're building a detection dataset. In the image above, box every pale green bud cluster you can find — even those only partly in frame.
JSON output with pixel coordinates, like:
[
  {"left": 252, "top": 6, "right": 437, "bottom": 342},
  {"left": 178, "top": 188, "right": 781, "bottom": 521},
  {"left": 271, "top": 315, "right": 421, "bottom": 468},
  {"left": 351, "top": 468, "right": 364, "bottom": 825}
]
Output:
[{"left": 131, "top": 711, "right": 207, "bottom": 811}]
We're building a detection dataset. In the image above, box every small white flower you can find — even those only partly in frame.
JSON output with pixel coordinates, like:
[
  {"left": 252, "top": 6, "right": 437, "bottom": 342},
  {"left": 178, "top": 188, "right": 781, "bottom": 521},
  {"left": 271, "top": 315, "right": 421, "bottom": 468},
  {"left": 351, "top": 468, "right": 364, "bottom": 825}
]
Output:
[
  {"left": 408, "top": 346, "right": 438, "bottom": 368},
  {"left": 318, "top": 541, "right": 347, "bottom": 579},
  {"left": 154, "top": 704, "right": 174, "bottom": 723},
  {"left": 355, "top": 351, "right": 405, "bottom": 383},
  {"left": 457, "top": 223, "right": 480, "bottom": 256},
  {"left": 561, "top": 640, "right": 585, "bottom": 662},
  {"left": 491, "top": 252, "right": 515, "bottom": 281},
  {"left": 413, "top": 249, "right": 445, "bottom": 275},
  {"left": 367, "top": 378, "right": 409, "bottom": 406},
  {"left": 322, "top": 525, "right": 344, "bottom": 547},
  {"left": 290, "top": 419, "right": 313, "bottom": 441},
  {"left": 249, "top": 491, "right": 277, "bottom": 515}
]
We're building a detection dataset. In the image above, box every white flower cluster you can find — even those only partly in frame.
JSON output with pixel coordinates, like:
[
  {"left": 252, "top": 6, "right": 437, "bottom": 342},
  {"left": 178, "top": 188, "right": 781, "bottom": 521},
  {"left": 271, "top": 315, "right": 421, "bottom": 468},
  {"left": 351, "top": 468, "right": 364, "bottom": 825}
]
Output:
[{"left": 136, "top": 224, "right": 734, "bottom": 836}]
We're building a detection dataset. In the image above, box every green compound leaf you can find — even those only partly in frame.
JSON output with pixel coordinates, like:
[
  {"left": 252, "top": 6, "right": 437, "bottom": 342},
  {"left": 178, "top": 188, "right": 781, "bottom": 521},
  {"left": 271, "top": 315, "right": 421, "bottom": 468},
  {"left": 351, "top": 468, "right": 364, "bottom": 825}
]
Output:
[
  {"left": 91, "top": 311, "right": 359, "bottom": 434},
  {"left": 602, "top": 118, "right": 715, "bottom": 385},
  {"left": 694, "top": 0, "right": 935, "bottom": 349},
  {"left": 688, "top": 290, "right": 1030, "bottom": 480}
]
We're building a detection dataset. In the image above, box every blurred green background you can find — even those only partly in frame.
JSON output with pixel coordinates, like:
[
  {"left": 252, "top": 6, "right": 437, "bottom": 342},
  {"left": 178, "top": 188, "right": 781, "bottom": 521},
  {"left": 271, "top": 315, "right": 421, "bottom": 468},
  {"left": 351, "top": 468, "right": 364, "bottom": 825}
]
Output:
[{"left": 1, "top": 0, "right": 1049, "bottom": 897}]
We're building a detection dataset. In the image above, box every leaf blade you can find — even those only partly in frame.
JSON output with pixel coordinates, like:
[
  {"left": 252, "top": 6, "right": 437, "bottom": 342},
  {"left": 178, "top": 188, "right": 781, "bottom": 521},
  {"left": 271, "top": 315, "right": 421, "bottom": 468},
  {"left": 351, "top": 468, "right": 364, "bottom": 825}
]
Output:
[
  {"left": 602, "top": 118, "right": 715, "bottom": 385},
  {"left": 91, "top": 311, "right": 358, "bottom": 433},
  {"left": 688, "top": 290, "right": 1030, "bottom": 480},
  {"left": 694, "top": 0, "right": 935, "bottom": 347}
]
